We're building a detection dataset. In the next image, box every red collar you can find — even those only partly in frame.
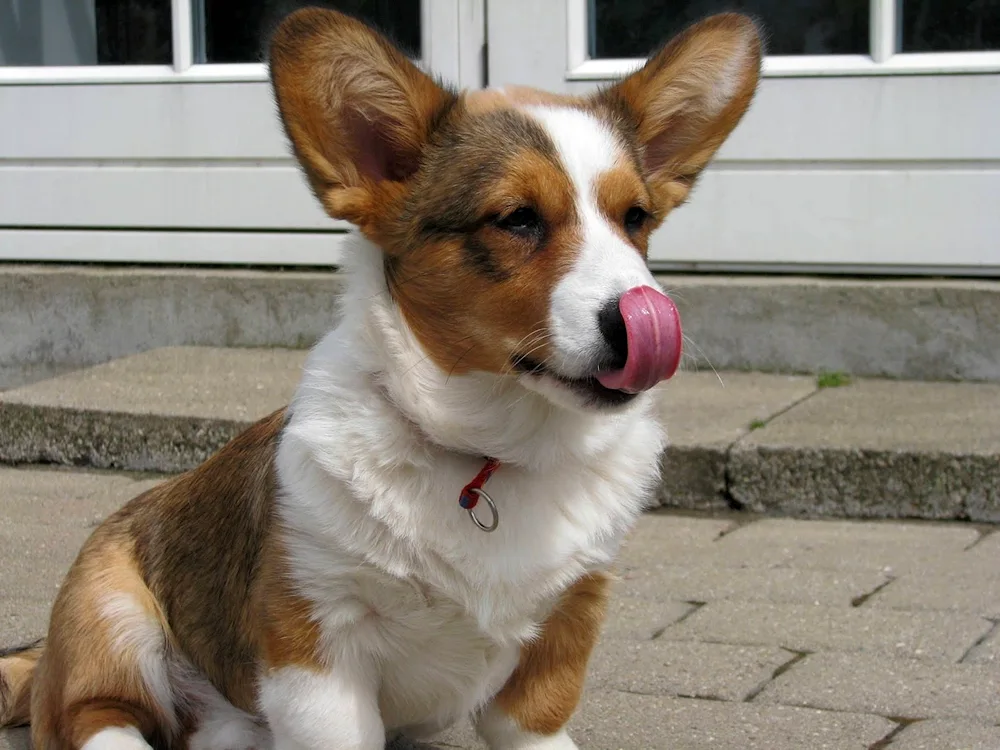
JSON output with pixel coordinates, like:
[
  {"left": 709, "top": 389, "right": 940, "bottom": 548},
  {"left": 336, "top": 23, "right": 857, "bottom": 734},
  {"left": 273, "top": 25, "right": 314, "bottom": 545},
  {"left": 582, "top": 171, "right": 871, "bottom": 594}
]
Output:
[{"left": 459, "top": 457, "right": 501, "bottom": 532}]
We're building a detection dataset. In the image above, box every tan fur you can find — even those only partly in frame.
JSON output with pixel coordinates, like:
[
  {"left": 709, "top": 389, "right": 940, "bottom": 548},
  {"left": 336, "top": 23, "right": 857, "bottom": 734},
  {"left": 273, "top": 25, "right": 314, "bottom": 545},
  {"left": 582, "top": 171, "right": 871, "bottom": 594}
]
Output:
[
  {"left": 592, "top": 166, "right": 656, "bottom": 251},
  {"left": 0, "top": 642, "right": 43, "bottom": 726},
  {"left": 494, "top": 573, "right": 610, "bottom": 735},
  {"left": 256, "top": 539, "right": 324, "bottom": 673}
]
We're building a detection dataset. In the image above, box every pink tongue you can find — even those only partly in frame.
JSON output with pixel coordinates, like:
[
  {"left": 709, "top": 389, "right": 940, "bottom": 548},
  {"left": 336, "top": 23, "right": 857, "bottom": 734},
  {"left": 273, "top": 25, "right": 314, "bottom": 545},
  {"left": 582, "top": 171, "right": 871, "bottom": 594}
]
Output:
[{"left": 596, "top": 286, "right": 682, "bottom": 393}]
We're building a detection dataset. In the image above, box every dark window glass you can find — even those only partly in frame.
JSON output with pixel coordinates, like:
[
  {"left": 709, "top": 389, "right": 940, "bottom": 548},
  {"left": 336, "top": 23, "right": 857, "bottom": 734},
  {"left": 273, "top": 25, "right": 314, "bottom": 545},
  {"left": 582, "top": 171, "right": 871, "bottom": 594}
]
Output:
[
  {"left": 590, "top": 0, "right": 869, "bottom": 58},
  {"left": 901, "top": 0, "right": 1000, "bottom": 51},
  {"left": 0, "top": 0, "right": 171, "bottom": 66},
  {"left": 199, "top": 0, "right": 421, "bottom": 64}
]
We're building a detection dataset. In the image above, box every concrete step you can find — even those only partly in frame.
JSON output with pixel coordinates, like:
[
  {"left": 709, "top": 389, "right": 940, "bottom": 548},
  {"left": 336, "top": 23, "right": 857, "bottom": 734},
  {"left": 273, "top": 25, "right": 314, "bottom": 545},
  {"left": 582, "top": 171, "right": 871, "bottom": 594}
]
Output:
[
  {"left": 1, "top": 347, "right": 998, "bottom": 522},
  {"left": 3, "top": 265, "right": 1000, "bottom": 390}
]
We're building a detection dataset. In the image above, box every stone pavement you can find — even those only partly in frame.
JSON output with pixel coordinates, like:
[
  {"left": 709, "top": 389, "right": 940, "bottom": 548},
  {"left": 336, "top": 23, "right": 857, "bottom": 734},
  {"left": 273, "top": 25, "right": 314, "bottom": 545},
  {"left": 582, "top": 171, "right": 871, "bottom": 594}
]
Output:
[
  {"left": 2, "top": 347, "right": 1000, "bottom": 522},
  {"left": 1, "top": 468, "right": 998, "bottom": 750}
]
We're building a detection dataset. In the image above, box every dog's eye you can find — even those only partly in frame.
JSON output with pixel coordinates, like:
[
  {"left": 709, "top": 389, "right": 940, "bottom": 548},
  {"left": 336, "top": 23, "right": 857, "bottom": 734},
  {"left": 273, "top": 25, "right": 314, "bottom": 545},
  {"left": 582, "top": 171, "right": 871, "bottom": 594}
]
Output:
[
  {"left": 624, "top": 206, "right": 648, "bottom": 233},
  {"left": 495, "top": 207, "right": 541, "bottom": 235}
]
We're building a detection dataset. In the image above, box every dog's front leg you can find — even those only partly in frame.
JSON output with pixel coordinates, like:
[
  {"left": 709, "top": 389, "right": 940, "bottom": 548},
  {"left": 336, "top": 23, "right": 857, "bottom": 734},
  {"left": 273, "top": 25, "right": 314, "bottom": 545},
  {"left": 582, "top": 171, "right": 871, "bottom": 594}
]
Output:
[
  {"left": 475, "top": 573, "right": 610, "bottom": 750},
  {"left": 259, "top": 660, "right": 384, "bottom": 750}
]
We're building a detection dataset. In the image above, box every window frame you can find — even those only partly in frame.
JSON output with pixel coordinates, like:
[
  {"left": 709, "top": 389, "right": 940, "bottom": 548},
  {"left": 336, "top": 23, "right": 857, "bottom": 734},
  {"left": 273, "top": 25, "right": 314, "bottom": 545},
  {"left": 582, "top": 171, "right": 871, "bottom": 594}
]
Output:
[
  {"left": 567, "top": 0, "right": 1000, "bottom": 80},
  {"left": 0, "top": 0, "right": 481, "bottom": 87}
]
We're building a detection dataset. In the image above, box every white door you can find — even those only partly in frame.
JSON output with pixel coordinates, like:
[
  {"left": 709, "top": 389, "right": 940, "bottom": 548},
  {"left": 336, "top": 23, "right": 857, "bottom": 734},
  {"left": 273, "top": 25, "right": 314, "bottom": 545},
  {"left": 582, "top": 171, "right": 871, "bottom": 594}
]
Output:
[
  {"left": 0, "top": 0, "right": 485, "bottom": 264},
  {"left": 488, "top": 0, "right": 1000, "bottom": 275}
]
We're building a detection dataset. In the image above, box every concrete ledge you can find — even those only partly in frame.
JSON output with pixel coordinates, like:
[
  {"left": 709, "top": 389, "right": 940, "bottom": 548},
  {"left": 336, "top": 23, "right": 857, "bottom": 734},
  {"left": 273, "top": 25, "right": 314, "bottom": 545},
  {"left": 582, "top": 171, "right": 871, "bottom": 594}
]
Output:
[
  {"left": 2, "top": 348, "right": 999, "bottom": 521},
  {"left": 3, "top": 265, "right": 1000, "bottom": 388}
]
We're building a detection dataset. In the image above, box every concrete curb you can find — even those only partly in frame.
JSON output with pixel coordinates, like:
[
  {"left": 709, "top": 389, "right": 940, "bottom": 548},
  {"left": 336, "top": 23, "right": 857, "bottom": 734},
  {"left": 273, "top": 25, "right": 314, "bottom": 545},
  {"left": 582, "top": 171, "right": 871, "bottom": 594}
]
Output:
[
  {"left": 2, "top": 349, "right": 998, "bottom": 522},
  {"left": 3, "top": 402, "right": 998, "bottom": 524}
]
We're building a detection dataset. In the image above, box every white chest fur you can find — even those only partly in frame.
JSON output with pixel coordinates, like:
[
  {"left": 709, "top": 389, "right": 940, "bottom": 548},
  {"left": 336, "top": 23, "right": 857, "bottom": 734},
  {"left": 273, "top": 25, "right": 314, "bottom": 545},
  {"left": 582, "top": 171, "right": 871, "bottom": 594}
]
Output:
[{"left": 269, "top": 241, "right": 667, "bottom": 733}]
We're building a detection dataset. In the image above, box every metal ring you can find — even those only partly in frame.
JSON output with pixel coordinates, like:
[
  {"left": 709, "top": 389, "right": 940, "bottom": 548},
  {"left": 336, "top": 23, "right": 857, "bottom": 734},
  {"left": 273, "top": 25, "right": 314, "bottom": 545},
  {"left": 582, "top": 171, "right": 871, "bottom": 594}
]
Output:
[{"left": 466, "top": 488, "right": 499, "bottom": 532}]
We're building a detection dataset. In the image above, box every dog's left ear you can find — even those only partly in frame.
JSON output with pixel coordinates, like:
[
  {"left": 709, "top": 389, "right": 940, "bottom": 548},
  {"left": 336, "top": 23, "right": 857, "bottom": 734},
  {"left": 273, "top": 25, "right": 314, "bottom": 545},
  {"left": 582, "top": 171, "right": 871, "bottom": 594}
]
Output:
[
  {"left": 596, "top": 13, "right": 762, "bottom": 212},
  {"left": 269, "top": 8, "right": 457, "bottom": 235}
]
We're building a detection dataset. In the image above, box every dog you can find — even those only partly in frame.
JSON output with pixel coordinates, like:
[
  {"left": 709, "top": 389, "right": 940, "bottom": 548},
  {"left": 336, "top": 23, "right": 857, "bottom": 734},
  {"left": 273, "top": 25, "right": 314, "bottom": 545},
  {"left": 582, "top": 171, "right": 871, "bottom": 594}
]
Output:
[{"left": 0, "top": 8, "right": 760, "bottom": 749}]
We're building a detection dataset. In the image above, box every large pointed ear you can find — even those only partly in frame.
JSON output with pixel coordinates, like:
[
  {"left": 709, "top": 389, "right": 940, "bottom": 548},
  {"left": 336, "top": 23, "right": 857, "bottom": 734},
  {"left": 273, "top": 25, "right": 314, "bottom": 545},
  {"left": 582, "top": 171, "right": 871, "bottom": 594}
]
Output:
[
  {"left": 595, "top": 13, "right": 762, "bottom": 211},
  {"left": 268, "top": 8, "right": 457, "bottom": 232}
]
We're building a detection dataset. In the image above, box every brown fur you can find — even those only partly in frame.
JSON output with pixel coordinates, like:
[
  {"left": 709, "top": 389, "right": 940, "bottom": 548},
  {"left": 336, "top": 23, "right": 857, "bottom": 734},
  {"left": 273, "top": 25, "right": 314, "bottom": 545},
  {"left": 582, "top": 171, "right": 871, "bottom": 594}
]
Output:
[
  {"left": 0, "top": 641, "right": 44, "bottom": 726},
  {"left": 494, "top": 572, "right": 610, "bottom": 735}
]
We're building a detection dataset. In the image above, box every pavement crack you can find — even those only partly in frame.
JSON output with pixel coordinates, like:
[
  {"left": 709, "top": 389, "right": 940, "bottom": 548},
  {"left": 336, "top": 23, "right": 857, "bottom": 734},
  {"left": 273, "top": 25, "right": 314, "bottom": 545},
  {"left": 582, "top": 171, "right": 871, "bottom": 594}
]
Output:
[
  {"left": 867, "top": 718, "right": 919, "bottom": 750},
  {"left": 743, "top": 650, "right": 810, "bottom": 702},
  {"left": 959, "top": 618, "right": 999, "bottom": 663},
  {"left": 851, "top": 577, "right": 896, "bottom": 608},
  {"left": 652, "top": 602, "right": 706, "bottom": 638}
]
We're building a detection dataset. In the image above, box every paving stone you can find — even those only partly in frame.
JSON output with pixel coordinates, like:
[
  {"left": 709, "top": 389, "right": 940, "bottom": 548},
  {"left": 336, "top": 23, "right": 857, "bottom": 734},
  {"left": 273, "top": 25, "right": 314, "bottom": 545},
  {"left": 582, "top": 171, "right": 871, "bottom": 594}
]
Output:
[
  {"left": 662, "top": 600, "right": 992, "bottom": 661},
  {"left": 887, "top": 719, "right": 1000, "bottom": 749},
  {"left": 602, "top": 594, "right": 693, "bottom": 640},
  {"left": 716, "top": 519, "right": 980, "bottom": 574},
  {"left": 617, "top": 564, "right": 888, "bottom": 608},
  {"left": 1, "top": 347, "right": 305, "bottom": 422},
  {"left": 867, "top": 571, "right": 1000, "bottom": 618},
  {"left": 756, "top": 652, "right": 1000, "bottom": 722},
  {"left": 589, "top": 639, "right": 794, "bottom": 701},
  {"left": 0, "top": 467, "right": 161, "bottom": 527},
  {"left": 616, "top": 514, "right": 735, "bottom": 567},
  {"left": 620, "top": 516, "right": 798, "bottom": 570},
  {"left": 962, "top": 624, "right": 1000, "bottom": 665},
  {"left": 729, "top": 380, "right": 1000, "bottom": 521},
  {"left": 571, "top": 691, "right": 895, "bottom": 750}
]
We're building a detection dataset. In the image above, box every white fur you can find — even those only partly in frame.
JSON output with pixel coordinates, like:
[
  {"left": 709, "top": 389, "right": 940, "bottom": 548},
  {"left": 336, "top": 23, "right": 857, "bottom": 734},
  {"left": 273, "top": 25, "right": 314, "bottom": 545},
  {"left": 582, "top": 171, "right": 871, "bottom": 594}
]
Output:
[
  {"left": 80, "top": 726, "right": 151, "bottom": 750},
  {"left": 477, "top": 706, "right": 580, "bottom": 749},
  {"left": 525, "top": 106, "right": 664, "bottom": 383},
  {"left": 270, "top": 234, "right": 666, "bottom": 745},
  {"left": 259, "top": 665, "right": 383, "bottom": 750},
  {"left": 99, "top": 593, "right": 176, "bottom": 735}
]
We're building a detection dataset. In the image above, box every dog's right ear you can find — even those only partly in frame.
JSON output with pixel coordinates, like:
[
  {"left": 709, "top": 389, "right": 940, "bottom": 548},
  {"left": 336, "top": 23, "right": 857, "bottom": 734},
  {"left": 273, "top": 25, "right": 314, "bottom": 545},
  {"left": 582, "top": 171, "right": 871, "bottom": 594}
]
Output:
[{"left": 269, "top": 8, "right": 456, "bottom": 234}]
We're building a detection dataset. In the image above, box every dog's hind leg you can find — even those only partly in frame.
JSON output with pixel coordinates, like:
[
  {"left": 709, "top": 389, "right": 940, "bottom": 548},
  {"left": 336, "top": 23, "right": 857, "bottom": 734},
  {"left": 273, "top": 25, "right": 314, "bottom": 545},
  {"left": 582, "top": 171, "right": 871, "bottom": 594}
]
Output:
[{"left": 28, "top": 537, "right": 178, "bottom": 750}]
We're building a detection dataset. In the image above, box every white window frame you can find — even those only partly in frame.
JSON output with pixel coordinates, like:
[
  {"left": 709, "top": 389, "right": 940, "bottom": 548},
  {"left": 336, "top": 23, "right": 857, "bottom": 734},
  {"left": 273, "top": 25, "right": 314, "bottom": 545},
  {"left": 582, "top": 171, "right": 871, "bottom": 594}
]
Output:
[
  {"left": 0, "top": 0, "right": 484, "bottom": 88},
  {"left": 566, "top": 0, "right": 1000, "bottom": 80}
]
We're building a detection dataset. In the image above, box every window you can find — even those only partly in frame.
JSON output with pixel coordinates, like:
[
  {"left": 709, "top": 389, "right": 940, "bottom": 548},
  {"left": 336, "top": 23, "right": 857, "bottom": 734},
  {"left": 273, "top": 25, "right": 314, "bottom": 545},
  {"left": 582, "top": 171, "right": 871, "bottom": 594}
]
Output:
[
  {"left": 590, "top": 0, "right": 870, "bottom": 57},
  {"left": 197, "top": 0, "right": 421, "bottom": 64},
  {"left": 0, "top": 0, "right": 172, "bottom": 66},
  {"left": 569, "top": 0, "right": 1000, "bottom": 78}
]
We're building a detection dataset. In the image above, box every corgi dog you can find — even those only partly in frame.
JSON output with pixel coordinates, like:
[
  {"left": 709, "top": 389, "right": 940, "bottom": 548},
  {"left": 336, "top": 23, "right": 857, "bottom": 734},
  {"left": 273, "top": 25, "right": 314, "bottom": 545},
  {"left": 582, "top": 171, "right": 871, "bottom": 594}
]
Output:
[{"left": 0, "top": 8, "right": 760, "bottom": 750}]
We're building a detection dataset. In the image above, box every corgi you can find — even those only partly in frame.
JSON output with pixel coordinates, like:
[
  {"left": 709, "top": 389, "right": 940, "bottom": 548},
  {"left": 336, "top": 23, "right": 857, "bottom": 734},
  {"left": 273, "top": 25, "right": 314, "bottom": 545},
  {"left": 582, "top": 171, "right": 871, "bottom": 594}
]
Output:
[{"left": 0, "top": 8, "right": 761, "bottom": 750}]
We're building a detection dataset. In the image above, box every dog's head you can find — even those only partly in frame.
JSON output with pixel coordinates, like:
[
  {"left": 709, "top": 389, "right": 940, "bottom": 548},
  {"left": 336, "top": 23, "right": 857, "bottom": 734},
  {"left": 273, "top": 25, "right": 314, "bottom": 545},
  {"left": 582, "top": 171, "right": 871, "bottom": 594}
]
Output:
[{"left": 270, "top": 9, "right": 761, "bottom": 413}]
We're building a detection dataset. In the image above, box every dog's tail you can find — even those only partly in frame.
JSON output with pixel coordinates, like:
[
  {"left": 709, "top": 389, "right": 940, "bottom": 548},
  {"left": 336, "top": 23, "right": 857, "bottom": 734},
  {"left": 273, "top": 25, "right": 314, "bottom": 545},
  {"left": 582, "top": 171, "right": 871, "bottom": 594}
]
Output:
[{"left": 0, "top": 639, "right": 44, "bottom": 727}]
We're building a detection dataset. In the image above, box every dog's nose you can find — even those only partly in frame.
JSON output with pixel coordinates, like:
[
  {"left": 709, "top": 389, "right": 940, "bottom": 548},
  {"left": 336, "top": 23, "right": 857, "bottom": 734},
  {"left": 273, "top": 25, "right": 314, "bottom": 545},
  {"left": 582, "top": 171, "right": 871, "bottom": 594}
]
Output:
[{"left": 597, "top": 296, "right": 628, "bottom": 369}]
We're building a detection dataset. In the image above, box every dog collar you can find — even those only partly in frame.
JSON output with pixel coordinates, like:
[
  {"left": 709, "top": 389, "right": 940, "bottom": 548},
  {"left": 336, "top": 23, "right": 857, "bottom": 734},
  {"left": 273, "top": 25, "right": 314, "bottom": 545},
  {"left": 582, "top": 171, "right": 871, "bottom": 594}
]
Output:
[{"left": 459, "top": 457, "right": 501, "bottom": 532}]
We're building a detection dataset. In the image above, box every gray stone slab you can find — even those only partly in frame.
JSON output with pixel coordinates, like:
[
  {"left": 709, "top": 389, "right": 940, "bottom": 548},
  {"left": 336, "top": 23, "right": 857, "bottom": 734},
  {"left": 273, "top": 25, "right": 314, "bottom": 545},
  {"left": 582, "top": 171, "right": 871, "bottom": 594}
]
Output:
[
  {"left": 716, "top": 519, "right": 981, "bottom": 575},
  {"left": 589, "top": 639, "right": 794, "bottom": 701},
  {"left": 616, "top": 514, "right": 736, "bottom": 568},
  {"left": 962, "top": 624, "right": 1000, "bottom": 666},
  {"left": 0, "top": 468, "right": 161, "bottom": 527},
  {"left": 730, "top": 380, "right": 1000, "bottom": 521},
  {"left": 618, "top": 564, "right": 888, "bottom": 608},
  {"left": 571, "top": 690, "right": 895, "bottom": 750},
  {"left": 0, "top": 348, "right": 303, "bottom": 472},
  {"left": 887, "top": 720, "right": 1000, "bottom": 749},
  {"left": 655, "top": 371, "right": 815, "bottom": 510},
  {"left": 619, "top": 515, "right": 797, "bottom": 570},
  {"left": 756, "top": 652, "right": 1000, "bottom": 722},
  {"left": 867, "top": 572, "right": 1000, "bottom": 618},
  {"left": 2, "top": 347, "right": 304, "bottom": 421},
  {"left": 662, "top": 600, "right": 992, "bottom": 662},
  {"left": 602, "top": 594, "right": 693, "bottom": 641}
]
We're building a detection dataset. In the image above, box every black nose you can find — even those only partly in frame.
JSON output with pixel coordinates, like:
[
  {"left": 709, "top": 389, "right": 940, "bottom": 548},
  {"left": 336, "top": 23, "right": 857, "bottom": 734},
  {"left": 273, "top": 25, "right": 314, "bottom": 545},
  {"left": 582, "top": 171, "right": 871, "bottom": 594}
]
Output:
[{"left": 597, "top": 297, "right": 628, "bottom": 369}]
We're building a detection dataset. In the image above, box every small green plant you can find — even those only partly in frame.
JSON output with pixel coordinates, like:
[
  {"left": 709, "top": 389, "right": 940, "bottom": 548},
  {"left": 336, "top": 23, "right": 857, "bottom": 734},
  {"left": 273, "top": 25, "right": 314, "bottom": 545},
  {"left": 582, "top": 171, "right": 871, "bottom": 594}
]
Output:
[
  {"left": 748, "top": 418, "right": 767, "bottom": 431},
  {"left": 817, "top": 370, "right": 852, "bottom": 389}
]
